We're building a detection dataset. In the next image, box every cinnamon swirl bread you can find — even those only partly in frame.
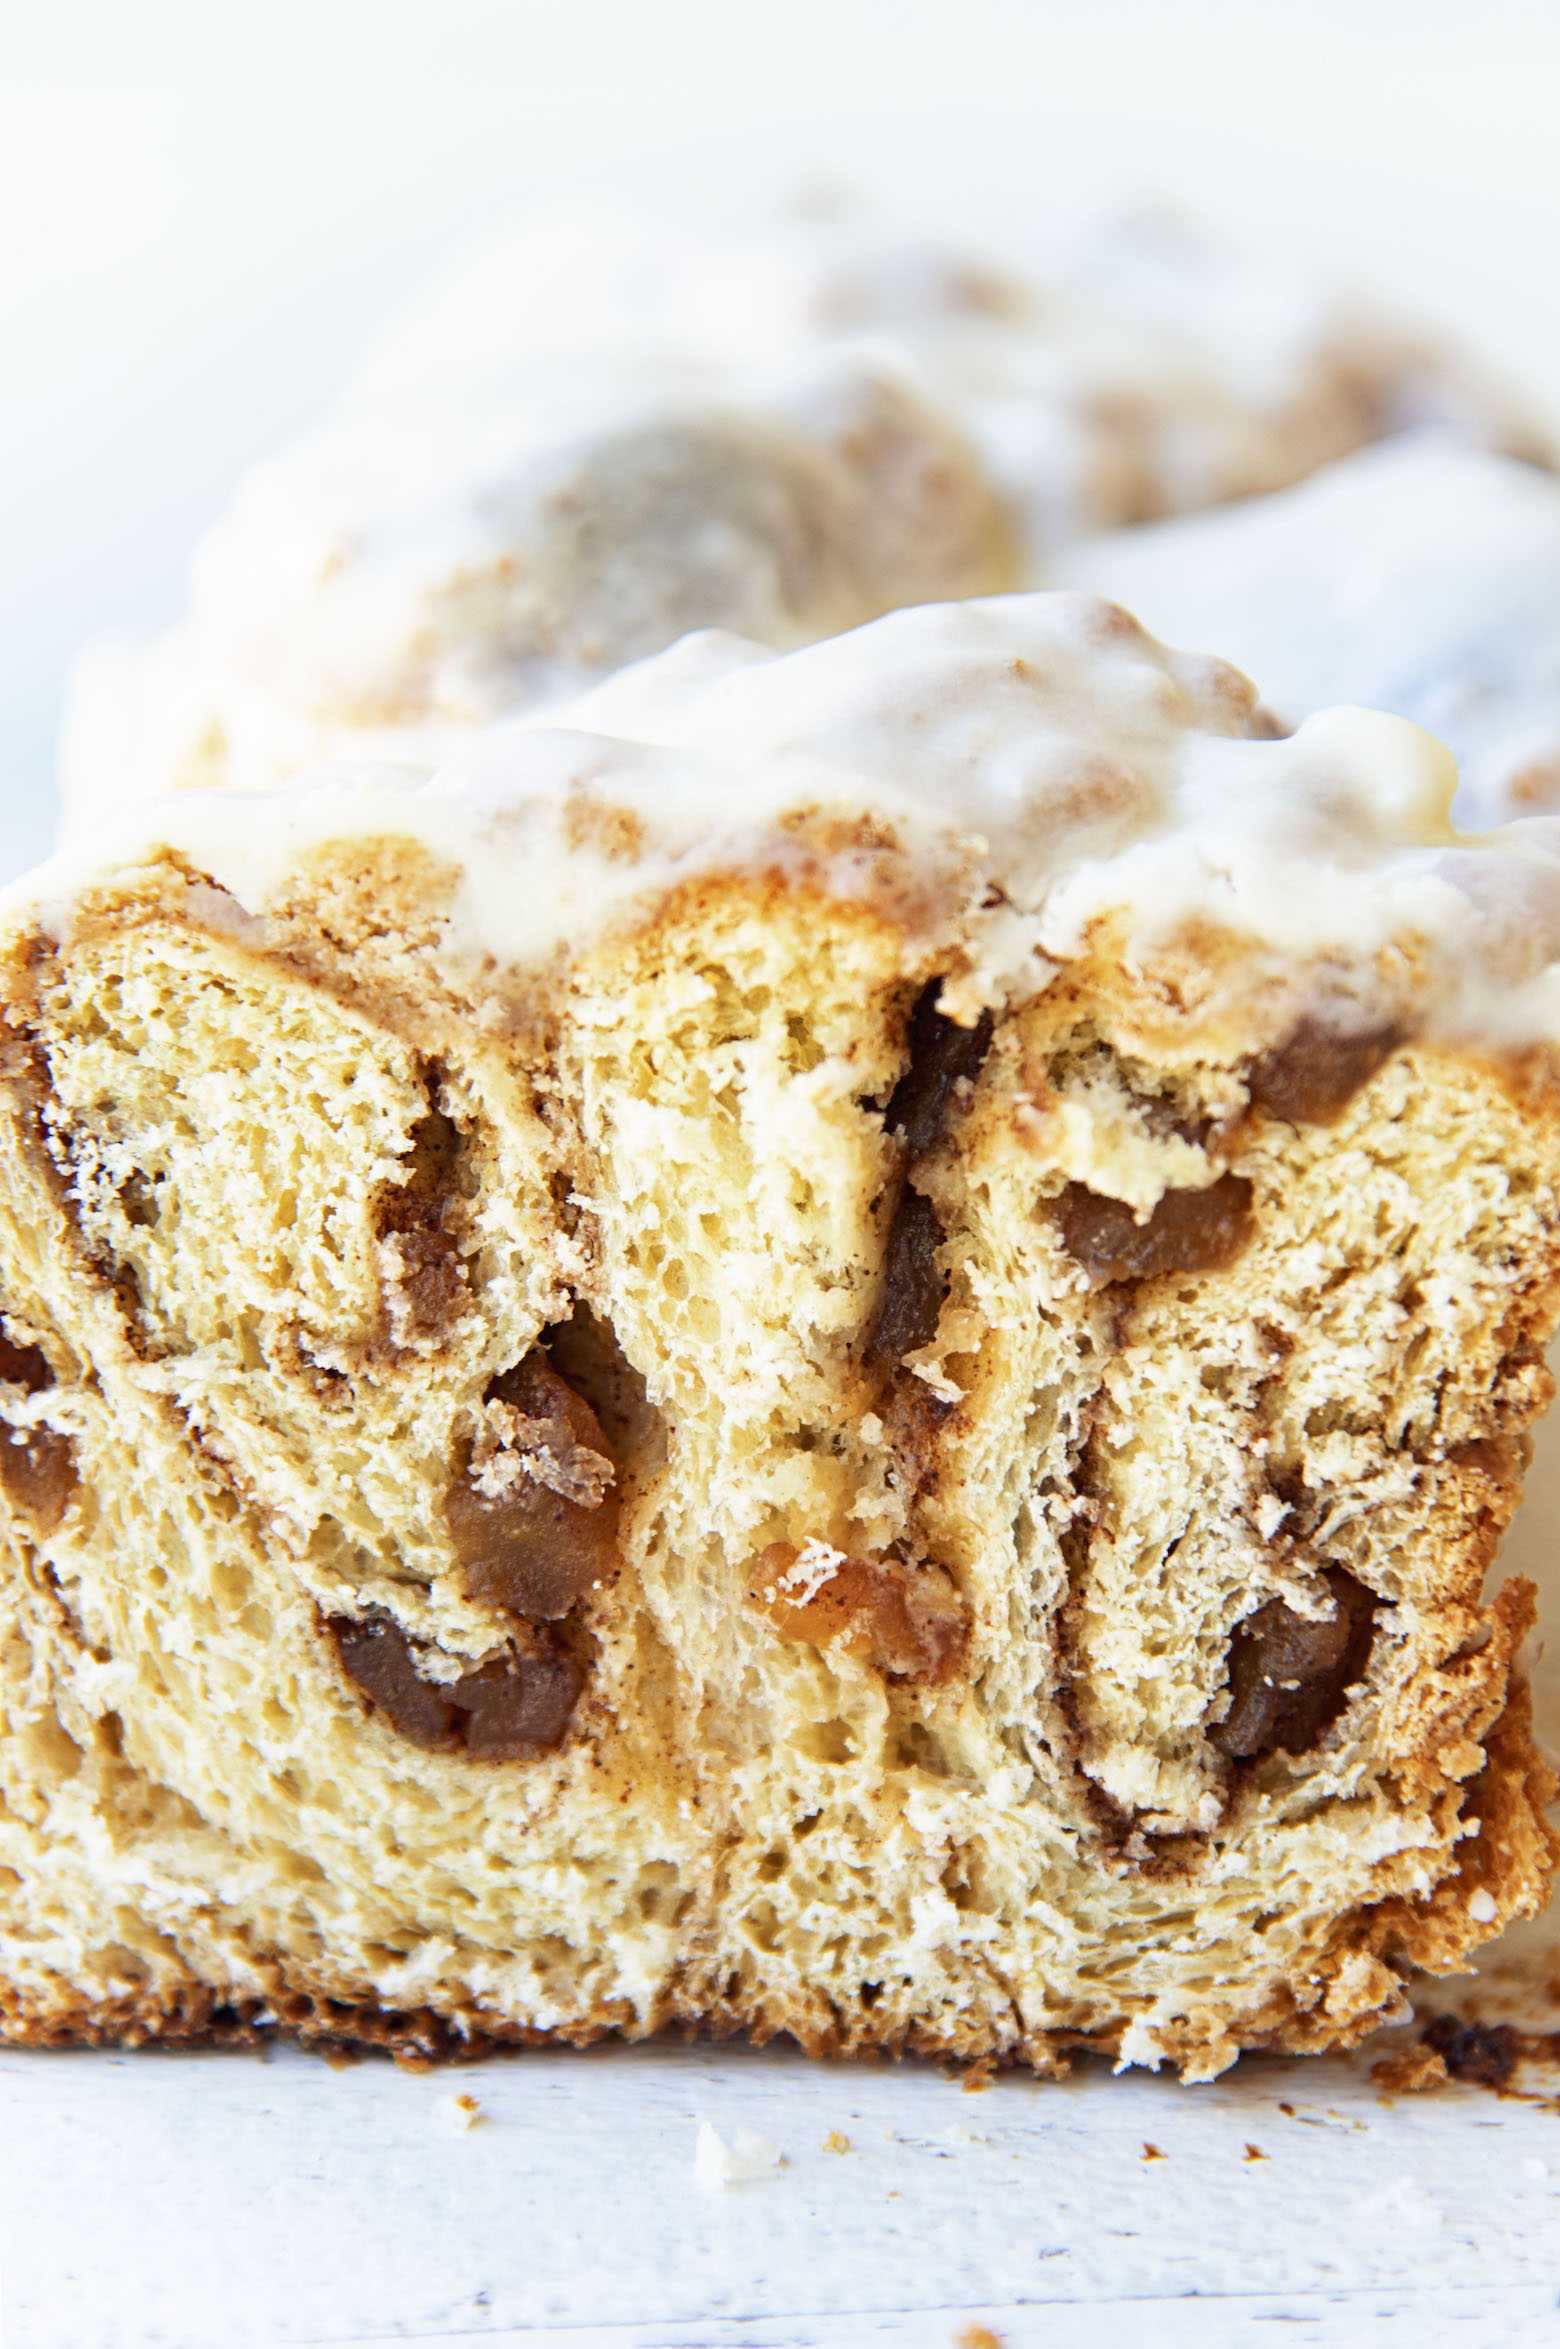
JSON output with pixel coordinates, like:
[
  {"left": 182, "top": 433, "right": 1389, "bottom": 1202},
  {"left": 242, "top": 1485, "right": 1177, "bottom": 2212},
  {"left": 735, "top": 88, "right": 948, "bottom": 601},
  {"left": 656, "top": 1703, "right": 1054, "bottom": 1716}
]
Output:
[{"left": 4, "top": 594, "right": 1557, "bottom": 2077}]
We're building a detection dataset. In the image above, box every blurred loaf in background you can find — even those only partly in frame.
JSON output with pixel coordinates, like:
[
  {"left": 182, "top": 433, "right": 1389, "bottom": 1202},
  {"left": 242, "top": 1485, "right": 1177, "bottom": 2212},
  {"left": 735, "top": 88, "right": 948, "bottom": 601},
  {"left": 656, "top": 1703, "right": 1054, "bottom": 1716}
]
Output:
[{"left": 58, "top": 204, "right": 1547, "bottom": 830}]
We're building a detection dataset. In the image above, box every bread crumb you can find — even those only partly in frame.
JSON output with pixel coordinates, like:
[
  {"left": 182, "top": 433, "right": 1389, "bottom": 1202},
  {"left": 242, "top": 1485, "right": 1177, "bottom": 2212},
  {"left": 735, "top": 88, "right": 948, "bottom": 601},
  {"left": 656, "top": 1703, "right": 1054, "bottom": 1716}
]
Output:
[
  {"left": 1371, "top": 2044, "right": 1450, "bottom": 2095},
  {"left": 1141, "top": 2142, "right": 1166, "bottom": 2161},
  {"left": 955, "top": 2326, "right": 1006, "bottom": 2348},
  {"left": 695, "top": 2121, "right": 783, "bottom": 2190},
  {"left": 1468, "top": 1887, "right": 1499, "bottom": 1923},
  {"left": 1243, "top": 2143, "right": 1268, "bottom": 2162},
  {"left": 821, "top": 2129, "right": 852, "bottom": 2154},
  {"left": 438, "top": 2092, "right": 482, "bottom": 2132}
]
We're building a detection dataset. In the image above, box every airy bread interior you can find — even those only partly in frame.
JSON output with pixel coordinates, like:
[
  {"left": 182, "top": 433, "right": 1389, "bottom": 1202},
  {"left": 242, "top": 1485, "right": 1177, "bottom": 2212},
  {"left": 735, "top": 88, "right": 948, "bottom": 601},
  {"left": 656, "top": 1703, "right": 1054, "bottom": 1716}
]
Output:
[{"left": 1, "top": 851, "right": 1555, "bottom": 2078}]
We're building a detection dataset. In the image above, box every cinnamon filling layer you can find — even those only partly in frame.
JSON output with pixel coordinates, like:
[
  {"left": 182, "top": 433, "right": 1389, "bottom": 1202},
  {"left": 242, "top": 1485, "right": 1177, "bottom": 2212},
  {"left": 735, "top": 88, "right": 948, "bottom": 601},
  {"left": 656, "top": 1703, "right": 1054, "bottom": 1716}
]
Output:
[
  {"left": 865, "top": 983, "right": 993, "bottom": 1370},
  {"left": 1056, "top": 1173, "right": 1255, "bottom": 1284},
  {"left": 0, "top": 1331, "right": 77, "bottom": 1534},
  {"left": 446, "top": 1352, "right": 619, "bottom": 1620},
  {"left": 751, "top": 1541, "right": 966, "bottom": 1685},
  {"left": 327, "top": 1614, "right": 583, "bottom": 1761},
  {"left": 1210, "top": 1567, "right": 1378, "bottom": 1759},
  {"left": 1247, "top": 1021, "right": 1403, "bottom": 1128}
]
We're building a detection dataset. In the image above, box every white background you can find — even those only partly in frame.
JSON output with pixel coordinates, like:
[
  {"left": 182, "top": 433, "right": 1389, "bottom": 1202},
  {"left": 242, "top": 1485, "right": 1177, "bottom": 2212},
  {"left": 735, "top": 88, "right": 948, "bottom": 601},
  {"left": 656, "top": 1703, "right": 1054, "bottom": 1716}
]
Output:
[
  {"left": 3, "top": 5, "right": 1560, "bottom": 2343},
  {"left": 6, "top": 0, "right": 1560, "bottom": 876}
]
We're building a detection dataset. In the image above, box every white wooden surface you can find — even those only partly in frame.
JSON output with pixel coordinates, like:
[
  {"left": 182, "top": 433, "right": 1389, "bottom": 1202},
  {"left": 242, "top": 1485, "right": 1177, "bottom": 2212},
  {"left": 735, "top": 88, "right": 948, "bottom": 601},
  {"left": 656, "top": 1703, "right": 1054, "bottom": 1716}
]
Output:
[
  {"left": 5, "top": 11, "right": 1560, "bottom": 2342},
  {"left": 1, "top": 2031, "right": 1559, "bottom": 2348}
]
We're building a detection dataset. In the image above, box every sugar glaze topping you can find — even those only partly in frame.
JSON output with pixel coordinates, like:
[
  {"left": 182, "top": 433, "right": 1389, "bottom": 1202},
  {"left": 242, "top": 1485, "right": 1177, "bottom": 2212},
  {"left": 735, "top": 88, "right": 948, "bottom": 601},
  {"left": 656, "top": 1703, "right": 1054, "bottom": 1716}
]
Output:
[
  {"left": 23, "top": 591, "right": 1560, "bottom": 1050},
  {"left": 1067, "top": 437, "right": 1560, "bottom": 832}
]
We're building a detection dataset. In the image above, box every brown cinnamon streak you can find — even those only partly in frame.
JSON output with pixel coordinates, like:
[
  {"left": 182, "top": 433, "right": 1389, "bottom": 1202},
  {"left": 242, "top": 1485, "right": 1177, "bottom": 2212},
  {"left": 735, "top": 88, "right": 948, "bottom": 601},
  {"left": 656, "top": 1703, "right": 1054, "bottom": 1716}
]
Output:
[
  {"left": 1056, "top": 1173, "right": 1255, "bottom": 1284},
  {"left": 327, "top": 1614, "right": 583, "bottom": 1761},
  {"left": 1211, "top": 1567, "right": 1378, "bottom": 1760}
]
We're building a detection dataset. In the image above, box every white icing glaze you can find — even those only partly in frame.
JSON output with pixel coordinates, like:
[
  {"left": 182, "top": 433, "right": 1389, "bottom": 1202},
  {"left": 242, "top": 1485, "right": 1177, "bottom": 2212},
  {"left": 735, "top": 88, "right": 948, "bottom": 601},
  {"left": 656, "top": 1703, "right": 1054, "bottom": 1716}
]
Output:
[
  {"left": 348, "top": 208, "right": 1534, "bottom": 558},
  {"left": 1065, "top": 438, "right": 1560, "bottom": 832},
  {"left": 26, "top": 594, "right": 1560, "bottom": 1049},
  {"left": 58, "top": 210, "right": 1536, "bottom": 834},
  {"left": 60, "top": 359, "right": 1009, "bottom": 821}
]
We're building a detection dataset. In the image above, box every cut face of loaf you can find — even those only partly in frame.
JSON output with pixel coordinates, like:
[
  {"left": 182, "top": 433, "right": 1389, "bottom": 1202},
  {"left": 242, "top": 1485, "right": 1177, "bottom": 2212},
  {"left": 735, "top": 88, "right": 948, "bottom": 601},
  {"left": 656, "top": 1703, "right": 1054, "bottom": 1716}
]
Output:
[{"left": 1, "top": 857, "right": 1556, "bottom": 2079}]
